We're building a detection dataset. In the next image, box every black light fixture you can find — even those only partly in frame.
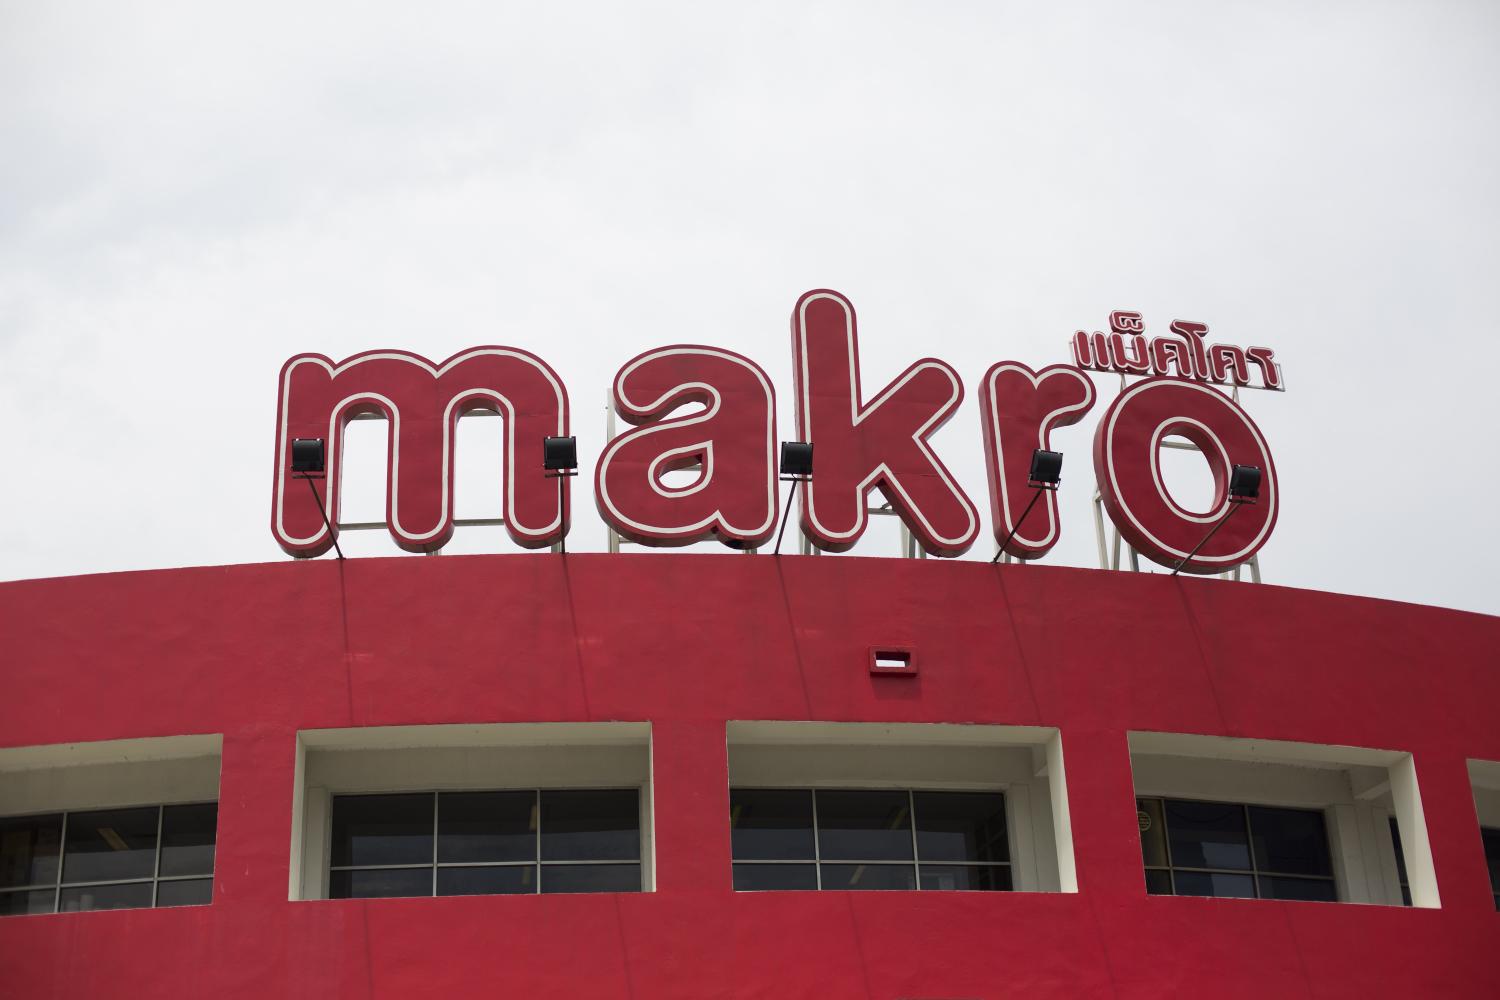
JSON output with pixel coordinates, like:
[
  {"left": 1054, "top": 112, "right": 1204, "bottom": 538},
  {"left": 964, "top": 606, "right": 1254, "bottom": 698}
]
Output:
[
  {"left": 992, "top": 448, "right": 1063, "bottom": 564},
  {"left": 543, "top": 436, "right": 578, "bottom": 554},
  {"left": 291, "top": 438, "right": 326, "bottom": 474},
  {"left": 1170, "top": 464, "right": 1261, "bottom": 576},
  {"left": 773, "top": 441, "right": 813, "bottom": 555},
  {"left": 1228, "top": 464, "right": 1261, "bottom": 502},
  {"left": 288, "top": 437, "right": 343, "bottom": 560},
  {"left": 1028, "top": 449, "right": 1063, "bottom": 488},
  {"left": 543, "top": 436, "right": 578, "bottom": 474},
  {"left": 779, "top": 442, "right": 813, "bottom": 480}
]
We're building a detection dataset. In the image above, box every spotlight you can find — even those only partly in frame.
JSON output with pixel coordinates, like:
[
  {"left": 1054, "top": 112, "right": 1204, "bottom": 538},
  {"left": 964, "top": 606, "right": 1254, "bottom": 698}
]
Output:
[
  {"left": 542, "top": 436, "right": 578, "bottom": 555},
  {"left": 992, "top": 448, "right": 1063, "bottom": 563},
  {"left": 1170, "top": 464, "right": 1263, "bottom": 576},
  {"left": 774, "top": 441, "right": 814, "bottom": 555},
  {"left": 780, "top": 441, "right": 813, "bottom": 480},
  {"left": 1028, "top": 449, "right": 1063, "bottom": 488},
  {"left": 291, "top": 438, "right": 326, "bottom": 475},
  {"left": 1228, "top": 464, "right": 1261, "bottom": 502},
  {"left": 288, "top": 437, "right": 341, "bottom": 560},
  {"left": 543, "top": 436, "right": 578, "bottom": 474}
]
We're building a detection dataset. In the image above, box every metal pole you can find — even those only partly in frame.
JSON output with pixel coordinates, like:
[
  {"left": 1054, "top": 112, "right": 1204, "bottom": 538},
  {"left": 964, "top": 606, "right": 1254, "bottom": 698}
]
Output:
[
  {"left": 773, "top": 479, "right": 801, "bottom": 556},
  {"left": 302, "top": 475, "right": 344, "bottom": 560},
  {"left": 991, "top": 487, "right": 1047, "bottom": 564},
  {"left": 1169, "top": 502, "right": 1243, "bottom": 576}
]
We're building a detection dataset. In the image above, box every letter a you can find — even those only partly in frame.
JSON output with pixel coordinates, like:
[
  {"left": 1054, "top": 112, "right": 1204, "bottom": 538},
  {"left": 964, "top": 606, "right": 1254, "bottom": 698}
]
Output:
[
  {"left": 791, "top": 289, "right": 979, "bottom": 556},
  {"left": 596, "top": 346, "right": 778, "bottom": 547}
]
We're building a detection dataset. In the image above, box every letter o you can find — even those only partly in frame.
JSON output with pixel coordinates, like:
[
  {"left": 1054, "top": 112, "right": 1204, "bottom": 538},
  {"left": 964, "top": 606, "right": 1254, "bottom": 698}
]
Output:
[{"left": 1093, "top": 378, "right": 1279, "bottom": 574}]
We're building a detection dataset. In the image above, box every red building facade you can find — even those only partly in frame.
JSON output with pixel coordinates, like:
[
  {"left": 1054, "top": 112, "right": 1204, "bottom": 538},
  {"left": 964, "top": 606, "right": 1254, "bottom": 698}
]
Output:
[{"left": 1, "top": 553, "right": 1498, "bottom": 997}]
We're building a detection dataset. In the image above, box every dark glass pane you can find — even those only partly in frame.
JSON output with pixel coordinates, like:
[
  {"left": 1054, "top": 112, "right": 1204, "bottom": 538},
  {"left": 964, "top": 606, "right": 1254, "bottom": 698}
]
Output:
[
  {"left": 815, "top": 791, "right": 913, "bottom": 861},
  {"left": 1481, "top": 828, "right": 1500, "bottom": 893},
  {"left": 1388, "top": 817, "right": 1409, "bottom": 886},
  {"left": 540, "top": 863, "right": 640, "bottom": 894},
  {"left": 918, "top": 864, "right": 1012, "bottom": 891},
  {"left": 914, "top": 792, "right": 1008, "bottom": 864},
  {"left": 437, "top": 865, "right": 534, "bottom": 895},
  {"left": 328, "top": 867, "right": 432, "bottom": 899},
  {"left": 1249, "top": 806, "right": 1332, "bottom": 877},
  {"left": 1144, "top": 869, "right": 1173, "bottom": 895},
  {"left": 329, "top": 794, "right": 433, "bottom": 867},
  {"left": 159, "top": 804, "right": 217, "bottom": 877},
  {"left": 438, "top": 792, "right": 535, "bottom": 864},
  {"left": 730, "top": 790, "right": 815, "bottom": 861},
  {"left": 62, "top": 807, "right": 159, "bottom": 884},
  {"left": 0, "top": 889, "right": 55, "bottom": 915},
  {"left": 819, "top": 863, "right": 916, "bottom": 891},
  {"left": 156, "top": 878, "right": 213, "bottom": 907},
  {"left": 1164, "top": 800, "right": 1251, "bottom": 871},
  {"left": 540, "top": 790, "right": 639, "bottom": 861},
  {"left": 58, "top": 881, "right": 153, "bottom": 912},
  {"left": 1172, "top": 870, "right": 1255, "bottom": 899},
  {"left": 1401, "top": 885, "right": 1412, "bottom": 906},
  {"left": 0, "top": 814, "right": 61, "bottom": 889},
  {"left": 732, "top": 863, "right": 818, "bottom": 891},
  {"left": 1137, "top": 799, "right": 1168, "bottom": 868},
  {"left": 1259, "top": 876, "right": 1337, "bottom": 902}
]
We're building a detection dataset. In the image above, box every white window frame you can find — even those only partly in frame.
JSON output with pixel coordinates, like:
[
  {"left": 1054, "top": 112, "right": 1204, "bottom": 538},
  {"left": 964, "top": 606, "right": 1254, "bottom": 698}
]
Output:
[
  {"left": 1467, "top": 760, "right": 1500, "bottom": 829},
  {"left": 0, "top": 734, "right": 224, "bottom": 915},
  {"left": 1128, "top": 731, "right": 1437, "bottom": 907},
  {"left": 290, "top": 723, "right": 653, "bottom": 901},
  {"left": 726, "top": 721, "right": 1076, "bottom": 893}
]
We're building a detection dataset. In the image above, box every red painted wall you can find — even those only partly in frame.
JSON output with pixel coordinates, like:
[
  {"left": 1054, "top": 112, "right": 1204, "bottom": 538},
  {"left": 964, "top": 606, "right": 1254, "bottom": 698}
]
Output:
[{"left": 1, "top": 554, "right": 1497, "bottom": 998}]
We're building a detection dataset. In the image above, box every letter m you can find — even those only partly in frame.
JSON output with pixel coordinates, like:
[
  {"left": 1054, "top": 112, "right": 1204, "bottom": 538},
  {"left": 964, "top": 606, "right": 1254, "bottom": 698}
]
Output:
[{"left": 271, "top": 347, "right": 570, "bottom": 557}]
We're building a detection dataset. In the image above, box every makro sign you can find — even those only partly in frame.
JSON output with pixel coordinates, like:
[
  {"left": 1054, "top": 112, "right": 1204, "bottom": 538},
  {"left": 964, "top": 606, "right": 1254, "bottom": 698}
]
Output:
[{"left": 271, "top": 289, "right": 1281, "bottom": 574}]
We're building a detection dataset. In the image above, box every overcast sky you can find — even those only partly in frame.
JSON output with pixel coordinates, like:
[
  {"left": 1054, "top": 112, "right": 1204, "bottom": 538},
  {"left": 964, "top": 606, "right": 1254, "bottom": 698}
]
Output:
[{"left": 2, "top": 1, "right": 1496, "bottom": 614}]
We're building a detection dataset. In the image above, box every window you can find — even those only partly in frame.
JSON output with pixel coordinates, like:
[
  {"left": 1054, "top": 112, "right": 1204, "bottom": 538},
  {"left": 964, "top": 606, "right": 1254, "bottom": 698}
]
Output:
[
  {"left": 293, "top": 722, "right": 653, "bottom": 900},
  {"left": 1466, "top": 760, "right": 1500, "bottom": 911},
  {"left": 0, "top": 803, "right": 217, "bottom": 916},
  {"left": 327, "top": 789, "right": 641, "bottom": 898},
  {"left": 730, "top": 788, "right": 1011, "bottom": 892},
  {"left": 1137, "top": 798, "right": 1335, "bottom": 902},
  {"left": 1131, "top": 731, "right": 1436, "bottom": 906},
  {"left": 1484, "top": 828, "right": 1500, "bottom": 911},
  {"left": 726, "top": 722, "right": 1075, "bottom": 893}
]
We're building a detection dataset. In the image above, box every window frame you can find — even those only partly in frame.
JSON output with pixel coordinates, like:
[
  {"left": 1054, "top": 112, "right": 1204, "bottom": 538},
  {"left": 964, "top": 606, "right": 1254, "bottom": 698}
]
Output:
[
  {"left": 729, "top": 786, "right": 1013, "bottom": 892},
  {"left": 1138, "top": 796, "right": 1338, "bottom": 902},
  {"left": 325, "top": 787, "right": 645, "bottom": 898},
  {"left": 0, "top": 801, "right": 218, "bottom": 916}
]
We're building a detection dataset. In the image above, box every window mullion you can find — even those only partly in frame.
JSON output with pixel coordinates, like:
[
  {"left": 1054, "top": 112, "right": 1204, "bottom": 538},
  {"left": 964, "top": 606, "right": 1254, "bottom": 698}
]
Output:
[
  {"left": 811, "top": 790, "right": 822, "bottom": 890},
  {"left": 54, "top": 811, "right": 68, "bottom": 914},
  {"left": 1158, "top": 798, "right": 1176, "bottom": 896},
  {"left": 431, "top": 793, "right": 439, "bottom": 897},
  {"left": 1244, "top": 803, "right": 1259, "bottom": 899},
  {"left": 534, "top": 789, "right": 541, "bottom": 895},
  {"left": 908, "top": 790, "right": 921, "bottom": 890},
  {"left": 153, "top": 803, "right": 167, "bottom": 905}
]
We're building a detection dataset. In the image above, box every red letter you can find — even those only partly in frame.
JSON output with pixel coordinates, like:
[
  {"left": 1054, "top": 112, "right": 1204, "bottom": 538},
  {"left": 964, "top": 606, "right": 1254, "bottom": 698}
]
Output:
[
  {"left": 595, "top": 346, "right": 777, "bottom": 547},
  {"left": 271, "top": 348, "right": 569, "bottom": 557},
  {"left": 791, "top": 290, "right": 979, "bottom": 556},
  {"left": 979, "top": 363, "right": 1095, "bottom": 559},
  {"left": 1093, "top": 377, "right": 1279, "bottom": 573}
]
